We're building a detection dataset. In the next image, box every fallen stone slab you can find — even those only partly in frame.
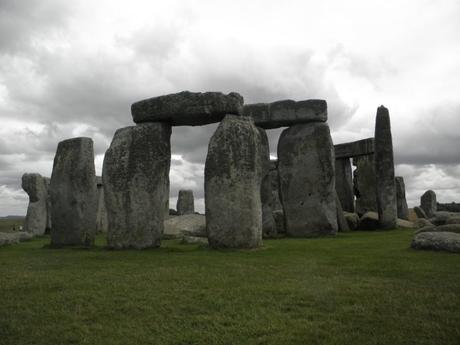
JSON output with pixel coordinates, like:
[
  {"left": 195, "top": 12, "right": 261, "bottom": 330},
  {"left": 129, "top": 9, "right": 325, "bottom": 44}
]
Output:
[
  {"left": 131, "top": 91, "right": 243, "bottom": 126},
  {"left": 414, "top": 218, "right": 433, "bottom": 229},
  {"left": 431, "top": 211, "right": 460, "bottom": 226},
  {"left": 446, "top": 217, "right": 460, "bottom": 225},
  {"left": 243, "top": 99, "right": 327, "bottom": 129},
  {"left": 358, "top": 211, "right": 380, "bottom": 230},
  {"left": 344, "top": 212, "right": 360, "bottom": 230},
  {"left": 396, "top": 219, "right": 415, "bottom": 229},
  {"left": 0, "top": 232, "right": 34, "bottom": 246},
  {"left": 415, "top": 225, "right": 437, "bottom": 234},
  {"left": 181, "top": 235, "right": 208, "bottom": 245},
  {"left": 414, "top": 206, "right": 427, "bottom": 219},
  {"left": 411, "top": 232, "right": 460, "bottom": 253},
  {"left": 163, "top": 214, "right": 206, "bottom": 239}
]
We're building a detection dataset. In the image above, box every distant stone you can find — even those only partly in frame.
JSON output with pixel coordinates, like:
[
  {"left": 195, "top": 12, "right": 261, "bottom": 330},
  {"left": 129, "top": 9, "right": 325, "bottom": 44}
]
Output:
[
  {"left": 396, "top": 219, "right": 415, "bottom": 229},
  {"left": 176, "top": 190, "right": 195, "bottom": 215},
  {"left": 243, "top": 99, "right": 327, "bottom": 129},
  {"left": 395, "top": 177, "right": 409, "bottom": 220},
  {"left": 374, "top": 106, "right": 397, "bottom": 229},
  {"left": 131, "top": 91, "right": 243, "bottom": 126},
  {"left": 344, "top": 212, "right": 360, "bottom": 230},
  {"left": 268, "top": 160, "right": 283, "bottom": 212},
  {"left": 335, "top": 158, "right": 354, "bottom": 213},
  {"left": 358, "top": 212, "right": 380, "bottom": 230},
  {"left": 22, "top": 173, "right": 48, "bottom": 235},
  {"left": 420, "top": 190, "right": 437, "bottom": 218},
  {"left": 278, "top": 122, "right": 337, "bottom": 237},
  {"left": 414, "top": 218, "right": 433, "bottom": 229},
  {"left": 181, "top": 235, "right": 208, "bottom": 245},
  {"left": 414, "top": 206, "right": 427, "bottom": 219},
  {"left": 336, "top": 193, "right": 350, "bottom": 232},
  {"left": 95, "top": 176, "right": 108, "bottom": 233},
  {"left": 163, "top": 214, "right": 206, "bottom": 239},
  {"left": 0, "top": 233, "right": 20, "bottom": 246},
  {"left": 353, "top": 155, "right": 377, "bottom": 216},
  {"left": 103, "top": 123, "right": 171, "bottom": 249},
  {"left": 205, "top": 115, "right": 263, "bottom": 248},
  {"left": 49, "top": 137, "right": 98, "bottom": 247},
  {"left": 411, "top": 232, "right": 460, "bottom": 253}
]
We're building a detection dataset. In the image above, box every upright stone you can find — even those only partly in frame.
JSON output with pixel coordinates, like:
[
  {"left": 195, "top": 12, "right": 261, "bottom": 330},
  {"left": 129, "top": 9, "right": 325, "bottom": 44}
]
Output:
[
  {"left": 177, "top": 190, "right": 195, "bottom": 215},
  {"left": 335, "top": 158, "right": 354, "bottom": 212},
  {"left": 374, "top": 106, "right": 397, "bottom": 229},
  {"left": 278, "top": 122, "right": 338, "bottom": 237},
  {"left": 421, "top": 190, "right": 437, "bottom": 218},
  {"left": 205, "top": 115, "right": 263, "bottom": 248},
  {"left": 395, "top": 177, "right": 409, "bottom": 220},
  {"left": 22, "top": 173, "right": 48, "bottom": 235},
  {"left": 335, "top": 192, "right": 350, "bottom": 232},
  {"left": 353, "top": 155, "right": 377, "bottom": 216},
  {"left": 258, "top": 127, "right": 277, "bottom": 238},
  {"left": 103, "top": 123, "right": 171, "bottom": 249},
  {"left": 95, "top": 177, "right": 108, "bottom": 233},
  {"left": 49, "top": 138, "right": 97, "bottom": 246},
  {"left": 44, "top": 177, "right": 52, "bottom": 233}
]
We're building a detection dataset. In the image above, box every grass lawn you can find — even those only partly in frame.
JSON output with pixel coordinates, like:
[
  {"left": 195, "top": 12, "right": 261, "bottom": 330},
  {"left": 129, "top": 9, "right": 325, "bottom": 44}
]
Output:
[{"left": 0, "top": 229, "right": 459, "bottom": 345}]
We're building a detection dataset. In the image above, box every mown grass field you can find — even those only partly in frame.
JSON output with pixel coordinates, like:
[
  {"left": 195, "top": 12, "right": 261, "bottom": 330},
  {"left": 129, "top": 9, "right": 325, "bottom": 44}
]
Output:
[{"left": 0, "top": 227, "right": 459, "bottom": 345}]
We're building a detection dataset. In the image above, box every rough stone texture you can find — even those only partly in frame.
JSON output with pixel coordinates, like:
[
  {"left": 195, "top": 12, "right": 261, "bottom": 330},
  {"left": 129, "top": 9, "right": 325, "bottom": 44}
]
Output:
[
  {"left": 49, "top": 137, "right": 98, "bottom": 247},
  {"left": 131, "top": 91, "right": 243, "bottom": 126},
  {"left": 432, "top": 224, "right": 460, "bottom": 234},
  {"left": 268, "top": 160, "right": 283, "bottom": 212},
  {"left": 395, "top": 177, "right": 409, "bottom": 220},
  {"left": 205, "top": 115, "right": 263, "bottom": 248},
  {"left": 374, "top": 106, "right": 397, "bottom": 229},
  {"left": 353, "top": 155, "right": 377, "bottom": 216},
  {"left": 259, "top": 128, "right": 277, "bottom": 238},
  {"left": 164, "top": 214, "right": 206, "bottom": 239},
  {"left": 430, "top": 211, "right": 460, "bottom": 226},
  {"left": 344, "top": 212, "right": 360, "bottom": 230},
  {"left": 336, "top": 193, "right": 350, "bottom": 232},
  {"left": 95, "top": 177, "right": 108, "bottom": 233},
  {"left": 334, "top": 138, "right": 375, "bottom": 159},
  {"left": 278, "top": 122, "right": 337, "bottom": 237},
  {"left": 176, "top": 190, "right": 195, "bottom": 215},
  {"left": 273, "top": 210, "right": 286, "bottom": 234},
  {"left": 103, "top": 123, "right": 171, "bottom": 249},
  {"left": 421, "top": 190, "right": 437, "bottom": 218},
  {"left": 358, "top": 211, "right": 380, "bottom": 230},
  {"left": 415, "top": 225, "right": 437, "bottom": 234},
  {"left": 446, "top": 217, "right": 460, "bottom": 225},
  {"left": 414, "top": 218, "right": 434, "bottom": 229},
  {"left": 22, "top": 173, "right": 48, "bottom": 235},
  {"left": 44, "top": 177, "right": 52, "bottom": 233},
  {"left": 335, "top": 158, "right": 354, "bottom": 213},
  {"left": 397, "top": 219, "right": 415, "bottom": 229},
  {"left": 411, "top": 232, "right": 460, "bottom": 253},
  {"left": 414, "top": 206, "right": 427, "bottom": 219},
  {"left": 243, "top": 99, "right": 327, "bottom": 129}
]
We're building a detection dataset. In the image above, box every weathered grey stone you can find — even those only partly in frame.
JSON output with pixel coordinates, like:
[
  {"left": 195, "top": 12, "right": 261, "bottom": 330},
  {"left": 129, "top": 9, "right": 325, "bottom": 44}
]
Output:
[
  {"left": 411, "top": 232, "right": 460, "bottom": 253},
  {"left": 103, "top": 123, "right": 171, "bottom": 249},
  {"left": 430, "top": 211, "right": 459, "bottom": 226},
  {"left": 421, "top": 190, "right": 437, "bottom": 218},
  {"left": 268, "top": 160, "right": 283, "bottom": 212},
  {"left": 353, "top": 155, "right": 377, "bottom": 216},
  {"left": 446, "top": 217, "right": 460, "bottom": 225},
  {"left": 415, "top": 225, "right": 437, "bottom": 234},
  {"left": 344, "top": 212, "right": 360, "bottom": 230},
  {"left": 164, "top": 214, "right": 206, "bottom": 239},
  {"left": 414, "top": 218, "right": 434, "bottom": 229},
  {"left": 258, "top": 127, "right": 277, "bottom": 238},
  {"left": 181, "top": 235, "right": 208, "bottom": 245},
  {"left": 243, "top": 99, "right": 327, "bottom": 129},
  {"left": 205, "top": 115, "right": 263, "bottom": 248},
  {"left": 22, "top": 173, "right": 48, "bottom": 235},
  {"left": 44, "top": 177, "right": 52, "bottom": 233},
  {"left": 176, "top": 190, "right": 195, "bottom": 215},
  {"left": 334, "top": 138, "right": 375, "bottom": 159},
  {"left": 395, "top": 177, "right": 409, "bottom": 220},
  {"left": 433, "top": 224, "right": 460, "bottom": 234},
  {"left": 95, "top": 177, "right": 108, "bottom": 233},
  {"left": 397, "top": 219, "right": 415, "bottom": 229},
  {"left": 0, "top": 232, "right": 20, "bottom": 246},
  {"left": 278, "top": 122, "right": 337, "bottom": 237},
  {"left": 414, "top": 206, "right": 427, "bottom": 219},
  {"left": 49, "top": 137, "right": 98, "bottom": 247},
  {"left": 273, "top": 210, "right": 286, "bottom": 234},
  {"left": 374, "top": 106, "right": 397, "bottom": 229},
  {"left": 358, "top": 211, "right": 380, "bottom": 230},
  {"left": 335, "top": 158, "right": 354, "bottom": 213},
  {"left": 336, "top": 193, "right": 350, "bottom": 232},
  {"left": 131, "top": 91, "right": 243, "bottom": 126}
]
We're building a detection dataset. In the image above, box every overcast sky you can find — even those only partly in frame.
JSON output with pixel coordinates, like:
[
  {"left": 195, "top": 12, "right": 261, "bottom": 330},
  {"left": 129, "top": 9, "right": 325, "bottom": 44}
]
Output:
[{"left": 1, "top": 0, "right": 459, "bottom": 215}]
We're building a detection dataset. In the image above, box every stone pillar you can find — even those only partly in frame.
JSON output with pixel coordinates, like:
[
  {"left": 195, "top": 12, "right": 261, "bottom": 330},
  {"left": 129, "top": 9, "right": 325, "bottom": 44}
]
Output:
[
  {"left": 395, "top": 177, "right": 409, "bottom": 220},
  {"left": 421, "top": 190, "right": 437, "bottom": 218},
  {"left": 205, "top": 115, "right": 263, "bottom": 248},
  {"left": 95, "top": 177, "right": 108, "bottom": 233},
  {"left": 103, "top": 123, "right": 171, "bottom": 249},
  {"left": 22, "top": 173, "right": 48, "bottom": 235},
  {"left": 335, "top": 192, "right": 350, "bottom": 232},
  {"left": 268, "top": 160, "right": 285, "bottom": 234},
  {"left": 44, "top": 177, "right": 52, "bottom": 233},
  {"left": 49, "top": 137, "right": 98, "bottom": 246},
  {"left": 278, "top": 122, "right": 337, "bottom": 237},
  {"left": 335, "top": 158, "right": 354, "bottom": 213},
  {"left": 353, "top": 155, "right": 377, "bottom": 216},
  {"left": 374, "top": 106, "right": 397, "bottom": 229},
  {"left": 176, "top": 190, "right": 195, "bottom": 215}
]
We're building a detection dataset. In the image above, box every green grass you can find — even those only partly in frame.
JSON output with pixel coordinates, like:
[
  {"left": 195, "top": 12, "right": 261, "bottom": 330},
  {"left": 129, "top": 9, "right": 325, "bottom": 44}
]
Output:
[{"left": 0, "top": 229, "right": 459, "bottom": 345}]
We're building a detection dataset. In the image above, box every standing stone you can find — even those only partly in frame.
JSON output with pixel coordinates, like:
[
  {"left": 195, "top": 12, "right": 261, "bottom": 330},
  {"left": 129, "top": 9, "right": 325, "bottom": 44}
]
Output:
[
  {"left": 44, "top": 177, "right": 52, "bottom": 233},
  {"left": 49, "top": 137, "right": 98, "bottom": 246},
  {"left": 268, "top": 160, "right": 283, "bottom": 212},
  {"left": 205, "top": 115, "right": 263, "bottom": 248},
  {"left": 374, "top": 106, "right": 397, "bottom": 229},
  {"left": 176, "top": 190, "right": 195, "bottom": 215},
  {"left": 258, "top": 127, "right": 277, "bottom": 238},
  {"left": 278, "top": 122, "right": 338, "bottom": 237},
  {"left": 103, "top": 123, "right": 171, "bottom": 249},
  {"left": 335, "top": 192, "right": 350, "bottom": 232},
  {"left": 395, "top": 177, "right": 409, "bottom": 220},
  {"left": 95, "top": 177, "right": 108, "bottom": 233},
  {"left": 353, "top": 155, "right": 377, "bottom": 216},
  {"left": 22, "top": 173, "right": 48, "bottom": 235},
  {"left": 421, "top": 190, "right": 437, "bottom": 218},
  {"left": 335, "top": 158, "right": 354, "bottom": 212}
]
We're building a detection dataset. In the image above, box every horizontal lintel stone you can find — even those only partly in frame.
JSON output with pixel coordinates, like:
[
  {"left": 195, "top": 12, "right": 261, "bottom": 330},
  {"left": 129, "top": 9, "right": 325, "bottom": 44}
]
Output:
[{"left": 334, "top": 138, "right": 375, "bottom": 159}]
